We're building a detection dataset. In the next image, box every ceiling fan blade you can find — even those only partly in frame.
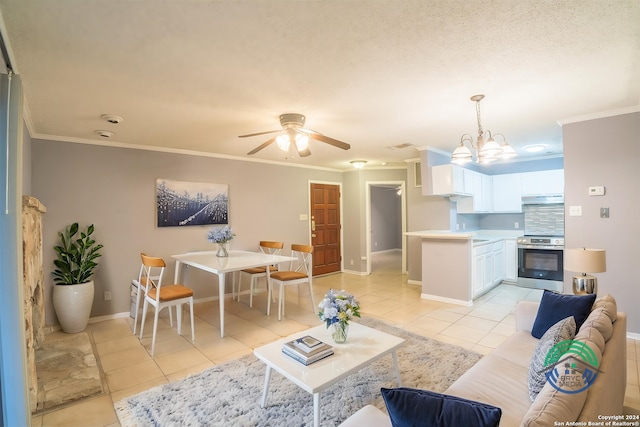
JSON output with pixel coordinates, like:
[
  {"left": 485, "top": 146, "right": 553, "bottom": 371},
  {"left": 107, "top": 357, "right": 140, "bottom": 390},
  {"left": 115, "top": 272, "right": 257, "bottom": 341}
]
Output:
[
  {"left": 238, "top": 129, "right": 281, "bottom": 138},
  {"left": 247, "top": 137, "right": 276, "bottom": 155},
  {"left": 308, "top": 133, "right": 351, "bottom": 150}
]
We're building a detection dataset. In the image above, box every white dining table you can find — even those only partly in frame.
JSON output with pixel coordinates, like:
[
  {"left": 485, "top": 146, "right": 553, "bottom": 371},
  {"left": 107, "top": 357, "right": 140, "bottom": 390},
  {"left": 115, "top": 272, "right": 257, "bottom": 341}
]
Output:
[{"left": 172, "top": 250, "right": 296, "bottom": 338}]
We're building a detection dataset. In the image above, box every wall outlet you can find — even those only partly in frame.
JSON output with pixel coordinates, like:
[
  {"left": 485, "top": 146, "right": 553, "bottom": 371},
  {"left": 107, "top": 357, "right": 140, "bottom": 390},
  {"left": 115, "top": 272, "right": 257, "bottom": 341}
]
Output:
[
  {"left": 350, "top": 259, "right": 354, "bottom": 266},
  {"left": 569, "top": 205, "right": 583, "bottom": 216},
  {"left": 456, "top": 223, "right": 460, "bottom": 230},
  {"left": 104, "top": 291, "right": 112, "bottom": 301},
  {"left": 462, "top": 223, "right": 466, "bottom": 230},
  {"left": 514, "top": 222, "right": 519, "bottom": 229}
]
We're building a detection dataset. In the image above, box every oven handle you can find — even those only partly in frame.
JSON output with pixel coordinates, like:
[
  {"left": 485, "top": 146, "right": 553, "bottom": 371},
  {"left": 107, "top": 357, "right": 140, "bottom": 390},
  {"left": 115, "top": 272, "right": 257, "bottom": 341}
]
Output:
[{"left": 517, "top": 245, "right": 564, "bottom": 250}]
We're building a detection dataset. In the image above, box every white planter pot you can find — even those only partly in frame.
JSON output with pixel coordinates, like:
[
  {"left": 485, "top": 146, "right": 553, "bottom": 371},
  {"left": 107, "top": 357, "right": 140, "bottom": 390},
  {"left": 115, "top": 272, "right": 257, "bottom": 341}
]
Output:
[{"left": 52, "top": 280, "right": 94, "bottom": 333}]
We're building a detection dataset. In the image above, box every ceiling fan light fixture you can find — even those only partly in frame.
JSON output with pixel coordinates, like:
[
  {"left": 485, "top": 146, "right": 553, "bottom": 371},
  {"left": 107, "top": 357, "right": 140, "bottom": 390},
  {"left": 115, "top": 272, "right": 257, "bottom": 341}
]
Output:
[
  {"left": 295, "top": 133, "right": 309, "bottom": 150},
  {"left": 351, "top": 160, "right": 367, "bottom": 169},
  {"left": 276, "top": 134, "right": 290, "bottom": 152}
]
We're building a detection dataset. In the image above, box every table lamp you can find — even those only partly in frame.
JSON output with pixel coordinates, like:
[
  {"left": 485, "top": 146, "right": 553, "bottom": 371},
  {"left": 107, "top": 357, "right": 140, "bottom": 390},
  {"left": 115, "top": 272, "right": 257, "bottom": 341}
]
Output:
[{"left": 564, "top": 248, "right": 606, "bottom": 295}]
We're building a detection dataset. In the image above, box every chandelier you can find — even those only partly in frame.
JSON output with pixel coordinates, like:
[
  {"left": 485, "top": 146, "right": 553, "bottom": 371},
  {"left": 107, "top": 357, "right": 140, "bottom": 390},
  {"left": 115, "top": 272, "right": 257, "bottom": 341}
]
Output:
[{"left": 451, "top": 94, "right": 517, "bottom": 164}]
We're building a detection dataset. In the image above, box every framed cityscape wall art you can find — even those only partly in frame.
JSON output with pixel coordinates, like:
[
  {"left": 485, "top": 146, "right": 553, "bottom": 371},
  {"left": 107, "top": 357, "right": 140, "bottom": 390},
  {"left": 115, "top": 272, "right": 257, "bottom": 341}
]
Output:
[{"left": 156, "top": 179, "right": 229, "bottom": 227}]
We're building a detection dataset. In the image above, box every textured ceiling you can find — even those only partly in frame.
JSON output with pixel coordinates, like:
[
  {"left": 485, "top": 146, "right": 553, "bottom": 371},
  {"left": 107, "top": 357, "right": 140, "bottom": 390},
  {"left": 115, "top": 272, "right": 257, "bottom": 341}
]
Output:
[{"left": 1, "top": 0, "right": 639, "bottom": 170}]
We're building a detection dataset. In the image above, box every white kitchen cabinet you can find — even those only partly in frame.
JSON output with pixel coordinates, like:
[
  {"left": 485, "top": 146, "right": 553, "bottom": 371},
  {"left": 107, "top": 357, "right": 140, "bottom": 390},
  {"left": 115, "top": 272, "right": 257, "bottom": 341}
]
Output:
[
  {"left": 503, "top": 238, "right": 518, "bottom": 283},
  {"left": 472, "top": 240, "right": 505, "bottom": 297},
  {"left": 483, "top": 251, "right": 493, "bottom": 290},
  {"left": 430, "top": 164, "right": 467, "bottom": 196},
  {"left": 492, "top": 241, "right": 504, "bottom": 284},
  {"left": 472, "top": 243, "right": 489, "bottom": 297},
  {"left": 521, "top": 170, "right": 564, "bottom": 196},
  {"left": 492, "top": 174, "right": 523, "bottom": 212},
  {"left": 457, "top": 171, "right": 492, "bottom": 213}
]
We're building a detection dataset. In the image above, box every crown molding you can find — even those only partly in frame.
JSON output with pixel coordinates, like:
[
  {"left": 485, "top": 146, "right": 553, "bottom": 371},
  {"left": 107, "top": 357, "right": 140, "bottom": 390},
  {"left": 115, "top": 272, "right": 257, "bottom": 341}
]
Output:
[
  {"left": 28, "top": 131, "right": 345, "bottom": 172},
  {"left": 558, "top": 105, "right": 640, "bottom": 126}
]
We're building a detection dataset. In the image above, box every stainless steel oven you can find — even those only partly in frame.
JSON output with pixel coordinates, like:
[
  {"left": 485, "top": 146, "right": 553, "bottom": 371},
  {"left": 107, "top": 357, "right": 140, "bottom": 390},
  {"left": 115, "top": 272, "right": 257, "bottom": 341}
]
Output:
[{"left": 517, "top": 236, "right": 564, "bottom": 292}]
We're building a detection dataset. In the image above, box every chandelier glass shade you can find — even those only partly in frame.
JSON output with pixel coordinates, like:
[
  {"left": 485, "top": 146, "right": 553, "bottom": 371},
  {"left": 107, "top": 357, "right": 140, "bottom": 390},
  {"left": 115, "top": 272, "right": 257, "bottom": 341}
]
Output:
[{"left": 451, "top": 95, "right": 517, "bottom": 164}]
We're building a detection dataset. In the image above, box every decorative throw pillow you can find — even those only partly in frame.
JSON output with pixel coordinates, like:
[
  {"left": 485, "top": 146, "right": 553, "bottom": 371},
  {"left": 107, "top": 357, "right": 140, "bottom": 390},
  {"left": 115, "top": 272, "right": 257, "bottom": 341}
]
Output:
[
  {"left": 531, "top": 290, "right": 595, "bottom": 339},
  {"left": 528, "top": 316, "right": 577, "bottom": 401},
  {"left": 381, "top": 387, "right": 502, "bottom": 427}
]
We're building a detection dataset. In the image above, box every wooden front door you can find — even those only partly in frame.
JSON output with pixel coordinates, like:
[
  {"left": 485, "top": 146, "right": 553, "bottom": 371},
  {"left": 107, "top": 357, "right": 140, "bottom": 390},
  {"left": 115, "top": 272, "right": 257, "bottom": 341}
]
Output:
[{"left": 310, "top": 183, "right": 341, "bottom": 276}]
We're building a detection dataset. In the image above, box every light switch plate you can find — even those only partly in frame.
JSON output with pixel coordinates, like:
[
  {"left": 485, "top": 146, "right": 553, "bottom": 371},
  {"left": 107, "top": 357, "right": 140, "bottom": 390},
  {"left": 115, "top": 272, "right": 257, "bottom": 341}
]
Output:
[{"left": 569, "top": 205, "right": 583, "bottom": 216}]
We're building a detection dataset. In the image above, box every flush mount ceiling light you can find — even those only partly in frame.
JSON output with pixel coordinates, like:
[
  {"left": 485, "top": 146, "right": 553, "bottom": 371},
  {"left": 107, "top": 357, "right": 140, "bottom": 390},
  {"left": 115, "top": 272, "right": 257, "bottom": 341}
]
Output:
[
  {"left": 451, "top": 94, "right": 517, "bottom": 165},
  {"left": 523, "top": 144, "right": 547, "bottom": 153},
  {"left": 350, "top": 160, "right": 367, "bottom": 169}
]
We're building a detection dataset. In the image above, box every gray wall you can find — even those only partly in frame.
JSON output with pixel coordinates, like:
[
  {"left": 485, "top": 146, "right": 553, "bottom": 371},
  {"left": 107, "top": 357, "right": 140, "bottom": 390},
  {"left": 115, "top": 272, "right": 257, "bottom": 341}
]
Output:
[
  {"left": 563, "top": 112, "right": 640, "bottom": 335},
  {"left": 30, "top": 138, "right": 411, "bottom": 325},
  {"left": 407, "top": 157, "right": 451, "bottom": 282},
  {"left": 31, "top": 139, "right": 342, "bottom": 324},
  {"left": 342, "top": 167, "right": 408, "bottom": 272},
  {"left": 370, "top": 186, "right": 402, "bottom": 251}
]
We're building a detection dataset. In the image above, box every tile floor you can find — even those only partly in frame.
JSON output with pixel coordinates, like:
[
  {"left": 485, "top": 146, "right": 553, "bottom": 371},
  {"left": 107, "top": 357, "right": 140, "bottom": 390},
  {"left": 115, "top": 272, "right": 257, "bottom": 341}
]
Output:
[{"left": 32, "top": 251, "right": 640, "bottom": 426}]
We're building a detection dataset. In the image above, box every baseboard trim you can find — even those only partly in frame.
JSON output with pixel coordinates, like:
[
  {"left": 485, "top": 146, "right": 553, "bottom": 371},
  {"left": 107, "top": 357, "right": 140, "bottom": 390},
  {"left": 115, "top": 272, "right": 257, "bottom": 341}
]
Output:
[
  {"left": 342, "top": 269, "right": 369, "bottom": 276},
  {"left": 420, "top": 293, "right": 473, "bottom": 306}
]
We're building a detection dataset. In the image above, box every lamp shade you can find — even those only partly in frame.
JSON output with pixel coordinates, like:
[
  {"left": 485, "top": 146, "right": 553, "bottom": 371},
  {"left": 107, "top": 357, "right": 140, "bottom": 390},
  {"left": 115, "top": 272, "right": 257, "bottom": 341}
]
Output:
[{"left": 564, "top": 248, "right": 606, "bottom": 273}]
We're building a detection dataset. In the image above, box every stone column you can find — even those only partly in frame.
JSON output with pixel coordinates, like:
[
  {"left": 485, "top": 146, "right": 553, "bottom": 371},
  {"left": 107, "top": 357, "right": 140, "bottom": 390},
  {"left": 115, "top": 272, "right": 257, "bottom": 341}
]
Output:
[{"left": 22, "top": 195, "right": 46, "bottom": 413}]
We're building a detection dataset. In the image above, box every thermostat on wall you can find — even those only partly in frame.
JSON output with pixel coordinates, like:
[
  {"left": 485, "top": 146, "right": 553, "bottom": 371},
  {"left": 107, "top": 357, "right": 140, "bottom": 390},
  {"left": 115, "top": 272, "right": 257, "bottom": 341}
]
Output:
[{"left": 588, "top": 186, "right": 606, "bottom": 196}]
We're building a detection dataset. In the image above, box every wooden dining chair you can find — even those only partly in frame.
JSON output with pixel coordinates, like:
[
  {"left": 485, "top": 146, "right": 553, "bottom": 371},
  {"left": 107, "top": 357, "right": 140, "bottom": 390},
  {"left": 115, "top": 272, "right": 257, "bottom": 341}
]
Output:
[
  {"left": 267, "top": 244, "right": 315, "bottom": 321},
  {"left": 131, "top": 254, "right": 167, "bottom": 335},
  {"left": 138, "top": 253, "right": 195, "bottom": 356},
  {"left": 237, "top": 241, "right": 284, "bottom": 308}
]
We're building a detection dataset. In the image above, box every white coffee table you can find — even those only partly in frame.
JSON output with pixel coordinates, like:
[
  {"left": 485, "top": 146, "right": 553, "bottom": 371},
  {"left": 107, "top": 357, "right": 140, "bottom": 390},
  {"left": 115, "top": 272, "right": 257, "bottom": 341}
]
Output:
[{"left": 253, "top": 322, "right": 405, "bottom": 427}]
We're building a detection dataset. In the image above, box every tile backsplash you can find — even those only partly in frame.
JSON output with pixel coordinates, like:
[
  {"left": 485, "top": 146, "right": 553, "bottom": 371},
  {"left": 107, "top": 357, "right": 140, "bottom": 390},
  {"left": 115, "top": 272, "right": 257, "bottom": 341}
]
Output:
[{"left": 524, "top": 204, "right": 565, "bottom": 236}]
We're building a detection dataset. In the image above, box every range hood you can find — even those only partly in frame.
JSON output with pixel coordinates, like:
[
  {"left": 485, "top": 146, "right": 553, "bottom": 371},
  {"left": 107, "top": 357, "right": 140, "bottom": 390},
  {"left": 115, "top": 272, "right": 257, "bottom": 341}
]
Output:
[{"left": 521, "top": 195, "right": 564, "bottom": 205}]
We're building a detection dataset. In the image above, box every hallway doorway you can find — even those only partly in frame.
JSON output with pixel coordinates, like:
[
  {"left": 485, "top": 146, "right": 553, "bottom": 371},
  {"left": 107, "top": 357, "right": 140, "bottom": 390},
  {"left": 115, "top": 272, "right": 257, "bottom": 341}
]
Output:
[{"left": 366, "top": 181, "right": 406, "bottom": 275}]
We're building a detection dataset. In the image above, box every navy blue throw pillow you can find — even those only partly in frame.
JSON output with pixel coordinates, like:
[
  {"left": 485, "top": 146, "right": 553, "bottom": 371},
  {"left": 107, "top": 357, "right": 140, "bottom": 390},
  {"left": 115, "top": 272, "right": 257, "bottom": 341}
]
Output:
[
  {"left": 530, "top": 290, "right": 596, "bottom": 339},
  {"left": 381, "top": 387, "right": 502, "bottom": 427}
]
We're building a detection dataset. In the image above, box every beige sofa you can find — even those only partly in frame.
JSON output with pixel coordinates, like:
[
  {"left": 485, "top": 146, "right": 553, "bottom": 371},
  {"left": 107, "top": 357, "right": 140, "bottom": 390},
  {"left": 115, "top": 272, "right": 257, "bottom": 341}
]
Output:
[{"left": 339, "top": 294, "right": 627, "bottom": 427}]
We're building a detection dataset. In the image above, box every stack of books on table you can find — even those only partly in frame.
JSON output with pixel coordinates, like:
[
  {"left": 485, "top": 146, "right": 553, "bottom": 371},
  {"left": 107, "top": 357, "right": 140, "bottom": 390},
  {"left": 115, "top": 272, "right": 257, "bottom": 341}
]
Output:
[{"left": 282, "top": 335, "right": 334, "bottom": 365}]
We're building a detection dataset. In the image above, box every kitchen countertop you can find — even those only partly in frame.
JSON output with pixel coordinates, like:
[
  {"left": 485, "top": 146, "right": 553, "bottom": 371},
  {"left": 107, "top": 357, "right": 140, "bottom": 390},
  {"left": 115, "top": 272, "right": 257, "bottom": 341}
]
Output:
[{"left": 404, "top": 230, "right": 522, "bottom": 245}]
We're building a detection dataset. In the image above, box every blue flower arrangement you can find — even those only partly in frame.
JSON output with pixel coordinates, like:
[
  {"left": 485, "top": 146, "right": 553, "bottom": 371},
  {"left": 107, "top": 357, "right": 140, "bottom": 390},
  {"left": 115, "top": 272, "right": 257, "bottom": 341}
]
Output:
[
  {"left": 318, "top": 289, "right": 361, "bottom": 328},
  {"left": 207, "top": 225, "right": 235, "bottom": 244}
]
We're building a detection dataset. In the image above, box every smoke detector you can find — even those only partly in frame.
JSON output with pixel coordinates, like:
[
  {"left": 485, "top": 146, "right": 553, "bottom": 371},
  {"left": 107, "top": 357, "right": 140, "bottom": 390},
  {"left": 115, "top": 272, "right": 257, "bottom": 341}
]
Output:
[
  {"left": 101, "top": 114, "right": 123, "bottom": 124},
  {"left": 95, "top": 130, "right": 115, "bottom": 138}
]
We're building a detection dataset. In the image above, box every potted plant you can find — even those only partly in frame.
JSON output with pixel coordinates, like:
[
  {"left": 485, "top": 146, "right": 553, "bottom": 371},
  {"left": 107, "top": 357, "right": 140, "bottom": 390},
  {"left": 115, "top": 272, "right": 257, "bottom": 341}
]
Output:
[{"left": 52, "top": 222, "right": 103, "bottom": 333}]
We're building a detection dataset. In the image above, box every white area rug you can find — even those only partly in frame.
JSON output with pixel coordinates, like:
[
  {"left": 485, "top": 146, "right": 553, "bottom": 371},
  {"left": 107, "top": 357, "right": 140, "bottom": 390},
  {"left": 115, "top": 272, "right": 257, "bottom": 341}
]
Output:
[{"left": 115, "top": 317, "right": 482, "bottom": 426}]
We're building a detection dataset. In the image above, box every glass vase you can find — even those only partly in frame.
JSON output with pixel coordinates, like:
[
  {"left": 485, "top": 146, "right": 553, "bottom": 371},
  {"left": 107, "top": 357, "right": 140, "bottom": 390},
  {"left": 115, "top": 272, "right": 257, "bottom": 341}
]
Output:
[
  {"left": 216, "top": 243, "right": 229, "bottom": 257},
  {"left": 331, "top": 321, "right": 349, "bottom": 343}
]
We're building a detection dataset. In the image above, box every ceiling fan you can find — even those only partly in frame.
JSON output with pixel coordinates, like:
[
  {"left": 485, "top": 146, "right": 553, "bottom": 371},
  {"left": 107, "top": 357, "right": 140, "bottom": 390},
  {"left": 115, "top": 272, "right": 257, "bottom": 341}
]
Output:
[{"left": 239, "top": 113, "right": 351, "bottom": 157}]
